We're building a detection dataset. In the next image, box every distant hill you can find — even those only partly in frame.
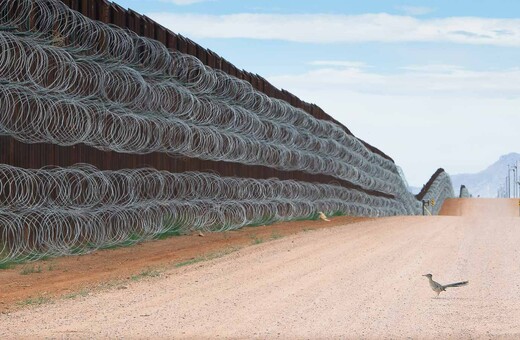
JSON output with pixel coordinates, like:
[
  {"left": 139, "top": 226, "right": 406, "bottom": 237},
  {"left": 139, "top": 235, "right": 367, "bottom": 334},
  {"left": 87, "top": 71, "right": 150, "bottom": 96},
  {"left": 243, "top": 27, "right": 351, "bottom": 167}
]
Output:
[{"left": 450, "top": 153, "right": 520, "bottom": 198}]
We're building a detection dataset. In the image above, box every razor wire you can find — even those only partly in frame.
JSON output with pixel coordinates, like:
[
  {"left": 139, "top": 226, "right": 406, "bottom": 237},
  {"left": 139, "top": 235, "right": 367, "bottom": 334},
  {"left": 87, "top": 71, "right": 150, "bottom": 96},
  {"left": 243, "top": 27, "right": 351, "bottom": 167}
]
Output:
[
  {"left": 0, "top": 0, "right": 456, "bottom": 254},
  {"left": 0, "top": 163, "right": 407, "bottom": 263},
  {"left": 0, "top": 79, "right": 402, "bottom": 196},
  {"left": 0, "top": 0, "right": 399, "bottom": 172},
  {"left": 0, "top": 84, "right": 391, "bottom": 198},
  {"left": 0, "top": 0, "right": 455, "bottom": 197},
  {"left": 0, "top": 29, "right": 404, "bottom": 196},
  {"left": 459, "top": 185, "right": 470, "bottom": 198},
  {"left": 419, "top": 171, "right": 454, "bottom": 215}
]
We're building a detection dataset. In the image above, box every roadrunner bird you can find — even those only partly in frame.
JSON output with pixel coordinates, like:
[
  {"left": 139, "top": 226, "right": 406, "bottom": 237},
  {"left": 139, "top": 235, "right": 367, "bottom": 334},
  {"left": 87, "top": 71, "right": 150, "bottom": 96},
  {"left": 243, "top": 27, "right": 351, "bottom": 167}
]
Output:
[
  {"left": 422, "top": 273, "right": 468, "bottom": 297},
  {"left": 318, "top": 211, "right": 330, "bottom": 222}
]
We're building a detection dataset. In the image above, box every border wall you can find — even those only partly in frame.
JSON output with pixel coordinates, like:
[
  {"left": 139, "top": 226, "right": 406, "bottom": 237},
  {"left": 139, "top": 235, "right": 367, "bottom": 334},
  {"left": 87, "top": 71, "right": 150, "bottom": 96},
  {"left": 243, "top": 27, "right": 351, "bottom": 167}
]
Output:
[{"left": 0, "top": 0, "right": 454, "bottom": 263}]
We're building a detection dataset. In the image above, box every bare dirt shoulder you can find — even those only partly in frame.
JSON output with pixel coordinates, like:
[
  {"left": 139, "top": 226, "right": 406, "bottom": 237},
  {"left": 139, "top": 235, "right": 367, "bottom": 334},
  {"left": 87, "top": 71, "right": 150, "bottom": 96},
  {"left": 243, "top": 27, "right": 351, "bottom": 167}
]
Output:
[{"left": 0, "top": 215, "right": 368, "bottom": 312}]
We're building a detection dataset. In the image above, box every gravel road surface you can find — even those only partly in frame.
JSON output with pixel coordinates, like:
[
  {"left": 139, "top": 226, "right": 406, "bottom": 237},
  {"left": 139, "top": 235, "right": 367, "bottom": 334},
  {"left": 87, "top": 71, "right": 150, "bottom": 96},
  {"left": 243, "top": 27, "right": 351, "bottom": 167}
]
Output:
[{"left": 2, "top": 198, "right": 519, "bottom": 339}]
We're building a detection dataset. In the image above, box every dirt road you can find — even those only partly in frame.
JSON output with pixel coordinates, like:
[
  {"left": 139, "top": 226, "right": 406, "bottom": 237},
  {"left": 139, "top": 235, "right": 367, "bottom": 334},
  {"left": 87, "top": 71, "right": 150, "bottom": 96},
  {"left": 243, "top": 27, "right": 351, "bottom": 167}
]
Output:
[
  {"left": 0, "top": 216, "right": 367, "bottom": 309},
  {"left": 2, "top": 198, "right": 520, "bottom": 339}
]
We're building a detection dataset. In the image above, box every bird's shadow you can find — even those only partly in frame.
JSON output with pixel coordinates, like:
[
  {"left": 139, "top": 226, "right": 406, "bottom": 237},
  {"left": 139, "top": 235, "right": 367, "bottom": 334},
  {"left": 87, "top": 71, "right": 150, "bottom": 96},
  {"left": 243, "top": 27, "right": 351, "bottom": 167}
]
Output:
[{"left": 431, "top": 297, "right": 473, "bottom": 301}]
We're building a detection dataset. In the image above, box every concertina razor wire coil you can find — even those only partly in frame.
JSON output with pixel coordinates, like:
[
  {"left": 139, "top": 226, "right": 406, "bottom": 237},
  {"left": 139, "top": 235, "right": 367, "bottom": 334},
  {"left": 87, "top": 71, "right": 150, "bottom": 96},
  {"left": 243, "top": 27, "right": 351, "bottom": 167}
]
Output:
[{"left": 0, "top": 0, "right": 455, "bottom": 262}]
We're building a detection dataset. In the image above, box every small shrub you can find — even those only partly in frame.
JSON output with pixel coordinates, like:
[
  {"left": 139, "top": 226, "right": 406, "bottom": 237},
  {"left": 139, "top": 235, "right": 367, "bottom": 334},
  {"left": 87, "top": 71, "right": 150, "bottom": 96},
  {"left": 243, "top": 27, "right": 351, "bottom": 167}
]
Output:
[
  {"left": 20, "top": 265, "right": 42, "bottom": 275},
  {"left": 130, "top": 268, "right": 161, "bottom": 281},
  {"left": 18, "top": 296, "right": 51, "bottom": 306},
  {"left": 250, "top": 235, "right": 264, "bottom": 245},
  {"left": 64, "top": 289, "right": 89, "bottom": 299},
  {"left": 270, "top": 231, "right": 283, "bottom": 240}
]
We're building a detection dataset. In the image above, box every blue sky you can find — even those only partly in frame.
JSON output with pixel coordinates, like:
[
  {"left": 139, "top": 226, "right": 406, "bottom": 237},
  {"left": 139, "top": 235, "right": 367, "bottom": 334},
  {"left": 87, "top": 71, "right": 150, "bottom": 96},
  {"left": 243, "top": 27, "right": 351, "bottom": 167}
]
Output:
[
  {"left": 115, "top": 1, "right": 520, "bottom": 18},
  {"left": 114, "top": 0, "right": 520, "bottom": 187}
]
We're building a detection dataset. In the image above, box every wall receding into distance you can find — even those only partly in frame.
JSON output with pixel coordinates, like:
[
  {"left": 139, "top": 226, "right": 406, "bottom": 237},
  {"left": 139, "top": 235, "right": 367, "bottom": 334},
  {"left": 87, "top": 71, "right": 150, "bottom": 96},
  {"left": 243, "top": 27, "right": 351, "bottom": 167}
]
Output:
[{"left": 0, "top": 0, "right": 454, "bottom": 263}]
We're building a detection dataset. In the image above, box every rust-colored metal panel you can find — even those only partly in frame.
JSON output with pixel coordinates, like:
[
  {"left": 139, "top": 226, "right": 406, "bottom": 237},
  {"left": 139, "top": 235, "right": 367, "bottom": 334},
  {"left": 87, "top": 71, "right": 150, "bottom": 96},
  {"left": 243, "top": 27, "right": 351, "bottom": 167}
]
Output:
[
  {"left": 186, "top": 38, "right": 197, "bottom": 58},
  {"left": 142, "top": 16, "right": 154, "bottom": 40},
  {"left": 97, "top": 0, "right": 110, "bottom": 24},
  {"left": 196, "top": 45, "right": 207, "bottom": 65},
  {"left": 80, "top": 0, "right": 88, "bottom": 16},
  {"left": 155, "top": 24, "right": 167, "bottom": 45},
  {"left": 229, "top": 64, "right": 238, "bottom": 77},
  {"left": 127, "top": 10, "right": 142, "bottom": 35},
  {"left": 206, "top": 50, "right": 216, "bottom": 68},
  {"left": 221, "top": 58, "right": 230, "bottom": 74},
  {"left": 254, "top": 75, "right": 264, "bottom": 92},
  {"left": 213, "top": 53, "right": 222, "bottom": 70},
  {"left": 71, "top": 0, "right": 80, "bottom": 11},
  {"left": 177, "top": 35, "right": 188, "bottom": 53},
  {"left": 126, "top": 8, "right": 135, "bottom": 30},
  {"left": 242, "top": 71, "right": 251, "bottom": 85},
  {"left": 166, "top": 31, "right": 177, "bottom": 50},
  {"left": 110, "top": 3, "right": 126, "bottom": 28},
  {"left": 0, "top": 136, "right": 395, "bottom": 198},
  {"left": 89, "top": 0, "right": 96, "bottom": 19}
]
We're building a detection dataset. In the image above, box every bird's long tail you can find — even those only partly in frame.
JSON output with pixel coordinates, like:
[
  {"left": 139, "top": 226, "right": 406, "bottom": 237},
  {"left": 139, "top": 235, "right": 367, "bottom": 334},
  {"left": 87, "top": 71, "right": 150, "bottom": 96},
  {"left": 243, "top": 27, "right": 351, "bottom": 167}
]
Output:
[{"left": 443, "top": 280, "right": 469, "bottom": 289}]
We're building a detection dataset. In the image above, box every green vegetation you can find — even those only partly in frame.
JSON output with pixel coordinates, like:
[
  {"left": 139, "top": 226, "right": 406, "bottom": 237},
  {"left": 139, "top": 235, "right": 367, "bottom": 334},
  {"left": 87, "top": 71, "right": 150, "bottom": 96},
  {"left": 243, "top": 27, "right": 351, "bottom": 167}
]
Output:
[
  {"left": 20, "top": 265, "right": 42, "bottom": 275},
  {"left": 0, "top": 240, "right": 8, "bottom": 261},
  {"left": 329, "top": 211, "right": 346, "bottom": 217},
  {"left": 155, "top": 228, "right": 183, "bottom": 240},
  {"left": 175, "top": 257, "right": 203, "bottom": 268},
  {"left": 63, "top": 289, "right": 89, "bottom": 300},
  {"left": 158, "top": 215, "right": 185, "bottom": 239},
  {"left": 109, "top": 233, "right": 142, "bottom": 248},
  {"left": 243, "top": 215, "right": 276, "bottom": 228},
  {"left": 175, "top": 246, "right": 241, "bottom": 268},
  {"left": 294, "top": 210, "right": 347, "bottom": 222},
  {"left": 17, "top": 296, "right": 51, "bottom": 307},
  {"left": 69, "top": 244, "right": 85, "bottom": 254},
  {"left": 0, "top": 210, "right": 348, "bottom": 272},
  {"left": 250, "top": 234, "right": 264, "bottom": 245},
  {"left": 130, "top": 268, "right": 161, "bottom": 281},
  {"left": 270, "top": 231, "right": 283, "bottom": 240},
  {"left": 0, "top": 261, "right": 14, "bottom": 270}
]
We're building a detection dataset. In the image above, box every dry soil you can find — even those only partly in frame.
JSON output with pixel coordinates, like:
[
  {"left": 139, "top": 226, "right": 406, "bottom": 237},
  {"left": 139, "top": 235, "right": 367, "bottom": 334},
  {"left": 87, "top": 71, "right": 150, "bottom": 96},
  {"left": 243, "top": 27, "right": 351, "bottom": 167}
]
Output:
[{"left": 1, "top": 198, "right": 519, "bottom": 339}]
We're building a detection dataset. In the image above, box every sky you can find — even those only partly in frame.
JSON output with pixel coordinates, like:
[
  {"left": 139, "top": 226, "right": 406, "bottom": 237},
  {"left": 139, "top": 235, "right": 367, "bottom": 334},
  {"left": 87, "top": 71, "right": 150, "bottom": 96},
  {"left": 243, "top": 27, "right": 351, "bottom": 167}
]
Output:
[{"left": 113, "top": 0, "right": 520, "bottom": 186}]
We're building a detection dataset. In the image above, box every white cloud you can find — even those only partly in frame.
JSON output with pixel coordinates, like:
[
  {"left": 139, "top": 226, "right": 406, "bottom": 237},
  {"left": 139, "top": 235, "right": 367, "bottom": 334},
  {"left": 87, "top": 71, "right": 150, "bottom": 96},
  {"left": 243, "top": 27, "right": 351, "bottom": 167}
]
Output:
[
  {"left": 269, "top": 63, "right": 520, "bottom": 98},
  {"left": 309, "top": 61, "right": 370, "bottom": 69},
  {"left": 397, "top": 6, "right": 435, "bottom": 16},
  {"left": 267, "top": 64, "right": 520, "bottom": 185},
  {"left": 159, "top": 0, "right": 213, "bottom": 5},
  {"left": 147, "top": 12, "right": 520, "bottom": 46},
  {"left": 400, "top": 64, "right": 465, "bottom": 73}
]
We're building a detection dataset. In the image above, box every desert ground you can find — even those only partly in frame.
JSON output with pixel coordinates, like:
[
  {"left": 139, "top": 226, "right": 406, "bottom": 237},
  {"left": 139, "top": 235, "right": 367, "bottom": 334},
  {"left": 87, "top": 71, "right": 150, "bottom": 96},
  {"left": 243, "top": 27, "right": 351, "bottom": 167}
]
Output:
[{"left": 1, "top": 198, "right": 519, "bottom": 339}]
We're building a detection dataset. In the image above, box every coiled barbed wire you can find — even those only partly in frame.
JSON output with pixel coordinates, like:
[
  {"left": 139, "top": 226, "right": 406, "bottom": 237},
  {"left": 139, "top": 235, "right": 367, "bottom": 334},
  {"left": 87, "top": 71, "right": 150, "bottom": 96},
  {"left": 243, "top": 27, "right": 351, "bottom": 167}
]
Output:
[
  {"left": 459, "top": 185, "right": 470, "bottom": 198},
  {"left": 0, "top": 0, "right": 399, "bottom": 172},
  {"left": 0, "top": 80, "right": 403, "bottom": 195},
  {"left": 0, "top": 0, "right": 455, "bottom": 202},
  {"left": 0, "top": 163, "right": 407, "bottom": 263},
  {"left": 0, "top": 0, "right": 456, "bottom": 265},
  {"left": 419, "top": 172, "right": 455, "bottom": 215},
  {"left": 0, "top": 29, "right": 404, "bottom": 195}
]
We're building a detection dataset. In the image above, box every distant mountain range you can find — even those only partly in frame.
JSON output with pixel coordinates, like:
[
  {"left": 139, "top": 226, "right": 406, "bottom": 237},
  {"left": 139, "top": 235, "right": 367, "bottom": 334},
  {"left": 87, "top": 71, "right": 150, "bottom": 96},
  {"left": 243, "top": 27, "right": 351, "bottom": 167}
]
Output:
[{"left": 450, "top": 153, "right": 520, "bottom": 198}]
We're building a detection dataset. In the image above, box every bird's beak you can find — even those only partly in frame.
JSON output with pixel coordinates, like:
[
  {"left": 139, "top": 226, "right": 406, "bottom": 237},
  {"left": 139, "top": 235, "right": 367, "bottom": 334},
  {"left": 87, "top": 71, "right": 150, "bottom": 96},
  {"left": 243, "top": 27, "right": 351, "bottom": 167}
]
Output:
[{"left": 422, "top": 274, "right": 428, "bottom": 276}]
